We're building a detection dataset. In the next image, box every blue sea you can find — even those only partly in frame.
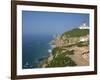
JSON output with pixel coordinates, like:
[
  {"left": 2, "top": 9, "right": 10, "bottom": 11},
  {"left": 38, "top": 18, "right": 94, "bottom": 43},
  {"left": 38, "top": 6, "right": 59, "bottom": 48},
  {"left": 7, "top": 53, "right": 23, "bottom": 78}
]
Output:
[{"left": 22, "top": 34, "right": 53, "bottom": 69}]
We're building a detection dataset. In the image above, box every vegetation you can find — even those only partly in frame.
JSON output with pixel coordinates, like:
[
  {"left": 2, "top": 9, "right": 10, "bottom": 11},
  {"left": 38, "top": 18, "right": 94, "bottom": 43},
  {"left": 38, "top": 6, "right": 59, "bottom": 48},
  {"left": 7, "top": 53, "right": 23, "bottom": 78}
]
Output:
[
  {"left": 65, "top": 50, "right": 74, "bottom": 55},
  {"left": 52, "top": 47, "right": 74, "bottom": 55},
  {"left": 46, "top": 53, "right": 76, "bottom": 67},
  {"left": 52, "top": 47, "right": 63, "bottom": 55},
  {"left": 62, "top": 28, "right": 89, "bottom": 38},
  {"left": 62, "top": 41, "right": 89, "bottom": 48},
  {"left": 62, "top": 44, "right": 76, "bottom": 48},
  {"left": 46, "top": 46, "right": 76, "bottom": 67},
  {"left": 77, "top": 42, "right": 88, "bottom": 47},
  {"left": 42, "top": 27, "right": 89, "bottom": 67}
]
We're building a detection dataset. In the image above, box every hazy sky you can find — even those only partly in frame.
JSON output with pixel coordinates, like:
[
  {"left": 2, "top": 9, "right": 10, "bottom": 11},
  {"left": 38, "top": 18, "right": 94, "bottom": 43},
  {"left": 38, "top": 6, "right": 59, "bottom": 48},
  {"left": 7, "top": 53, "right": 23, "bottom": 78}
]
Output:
[{"left": 22, "top": 11, "right": 89, "bottom": 35}]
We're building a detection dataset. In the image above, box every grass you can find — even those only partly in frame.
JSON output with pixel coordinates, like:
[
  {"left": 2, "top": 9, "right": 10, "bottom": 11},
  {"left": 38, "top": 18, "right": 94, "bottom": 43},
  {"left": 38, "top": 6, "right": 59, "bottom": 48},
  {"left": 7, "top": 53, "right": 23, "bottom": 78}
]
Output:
[
  {"left": 64, "top": 50, "right": 74, "bottom": 55},
  {"left": 46, "top": 53, "right": 76, "bottom": 67},
  {"left": 62, "top": 43, "right": 76, "bottom": 48},
  {"left": 77, "top": 42, "right": 88, "bottom": 47},
  {"left": 45, "top": 28, "right": 89, "bottom": 67},
  {"left": 62, "top": 28, "right": 89, "bottom": 38},
  {"left": 52, "top": 47, "right": 63, "bottom": 55}
]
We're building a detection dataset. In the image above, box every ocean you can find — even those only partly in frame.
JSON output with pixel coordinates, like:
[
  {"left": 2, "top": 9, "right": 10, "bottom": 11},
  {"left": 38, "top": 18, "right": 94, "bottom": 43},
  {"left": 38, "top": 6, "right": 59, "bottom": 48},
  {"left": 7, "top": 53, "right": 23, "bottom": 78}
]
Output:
[{"left": 22, "top": 34, "right": 53, "bottom": 69}]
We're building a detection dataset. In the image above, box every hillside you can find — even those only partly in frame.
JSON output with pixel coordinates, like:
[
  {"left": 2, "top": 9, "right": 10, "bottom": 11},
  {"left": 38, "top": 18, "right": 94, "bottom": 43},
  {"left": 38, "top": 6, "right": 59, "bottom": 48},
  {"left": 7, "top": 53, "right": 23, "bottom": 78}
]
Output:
[
  {"left": 62, "top": 28, "right": 89, "bottom": 38},
  {"left": 41, "top": 27, "right": 89, "bottom": 68}
]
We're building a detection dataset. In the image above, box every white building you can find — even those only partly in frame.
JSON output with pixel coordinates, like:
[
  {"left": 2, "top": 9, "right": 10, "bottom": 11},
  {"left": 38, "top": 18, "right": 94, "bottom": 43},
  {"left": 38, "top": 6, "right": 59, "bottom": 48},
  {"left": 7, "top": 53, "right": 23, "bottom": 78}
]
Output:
[
  {"left": 78, "top": 23, "right": 89, "bottom": 29},
  {"left": 79, "top": 35, "right": 89, "bottom": 42}
]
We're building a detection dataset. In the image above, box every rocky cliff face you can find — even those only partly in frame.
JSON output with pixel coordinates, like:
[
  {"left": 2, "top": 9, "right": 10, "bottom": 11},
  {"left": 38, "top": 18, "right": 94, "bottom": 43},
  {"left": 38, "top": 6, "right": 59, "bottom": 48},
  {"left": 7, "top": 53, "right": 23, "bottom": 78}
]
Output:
[{"left": 42, "top": 28, "right": 89, "bottom": 67}]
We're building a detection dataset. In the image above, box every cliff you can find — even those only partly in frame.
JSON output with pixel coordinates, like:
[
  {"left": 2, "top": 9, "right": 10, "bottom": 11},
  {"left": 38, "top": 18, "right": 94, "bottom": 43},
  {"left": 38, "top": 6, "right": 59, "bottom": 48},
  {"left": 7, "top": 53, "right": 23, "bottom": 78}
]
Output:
[{"left": 42, "top": 28, "right": 89, "bottom": 67}]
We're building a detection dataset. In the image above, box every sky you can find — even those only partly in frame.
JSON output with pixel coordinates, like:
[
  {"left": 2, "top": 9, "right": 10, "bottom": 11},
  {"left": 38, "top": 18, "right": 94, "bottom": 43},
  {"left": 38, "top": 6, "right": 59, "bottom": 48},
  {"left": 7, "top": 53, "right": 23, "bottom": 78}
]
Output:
[{"left": 22, "top": 11, "right": 89, "bottom": 36}]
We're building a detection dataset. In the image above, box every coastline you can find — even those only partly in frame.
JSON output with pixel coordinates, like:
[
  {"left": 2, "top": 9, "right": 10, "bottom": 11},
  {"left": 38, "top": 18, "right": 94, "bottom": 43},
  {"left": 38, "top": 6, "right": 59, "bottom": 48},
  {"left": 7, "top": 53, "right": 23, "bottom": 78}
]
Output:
[{"left": 40, "top": 28, "right": 89, "bottom": 67}]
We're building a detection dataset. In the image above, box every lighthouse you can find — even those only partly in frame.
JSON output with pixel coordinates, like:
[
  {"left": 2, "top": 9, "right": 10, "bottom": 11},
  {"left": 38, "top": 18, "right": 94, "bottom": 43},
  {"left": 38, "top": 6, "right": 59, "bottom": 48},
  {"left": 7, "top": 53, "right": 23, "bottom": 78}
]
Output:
[{"left": 78, "top": 23, "right": 89, "bottom": 29}]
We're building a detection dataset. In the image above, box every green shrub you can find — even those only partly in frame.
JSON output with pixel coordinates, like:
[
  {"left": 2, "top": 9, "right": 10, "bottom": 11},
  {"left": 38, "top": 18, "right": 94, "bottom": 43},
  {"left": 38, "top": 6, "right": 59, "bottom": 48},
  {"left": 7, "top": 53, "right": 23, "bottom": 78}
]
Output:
[
  {"left": 46, "top": 54, "right": 76, "bottom": 67},
  {"left": 52, "top": 47, "right": 63, "bottom": 55},
  {"left": 65, "top": 50, "right": 74, "bottom": 55},
  {"left": 77, "top": 42, "right": 88, "bottom": 47},
  {"left": 62, "top": 28, "right": 89, "bottom": 38}
]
